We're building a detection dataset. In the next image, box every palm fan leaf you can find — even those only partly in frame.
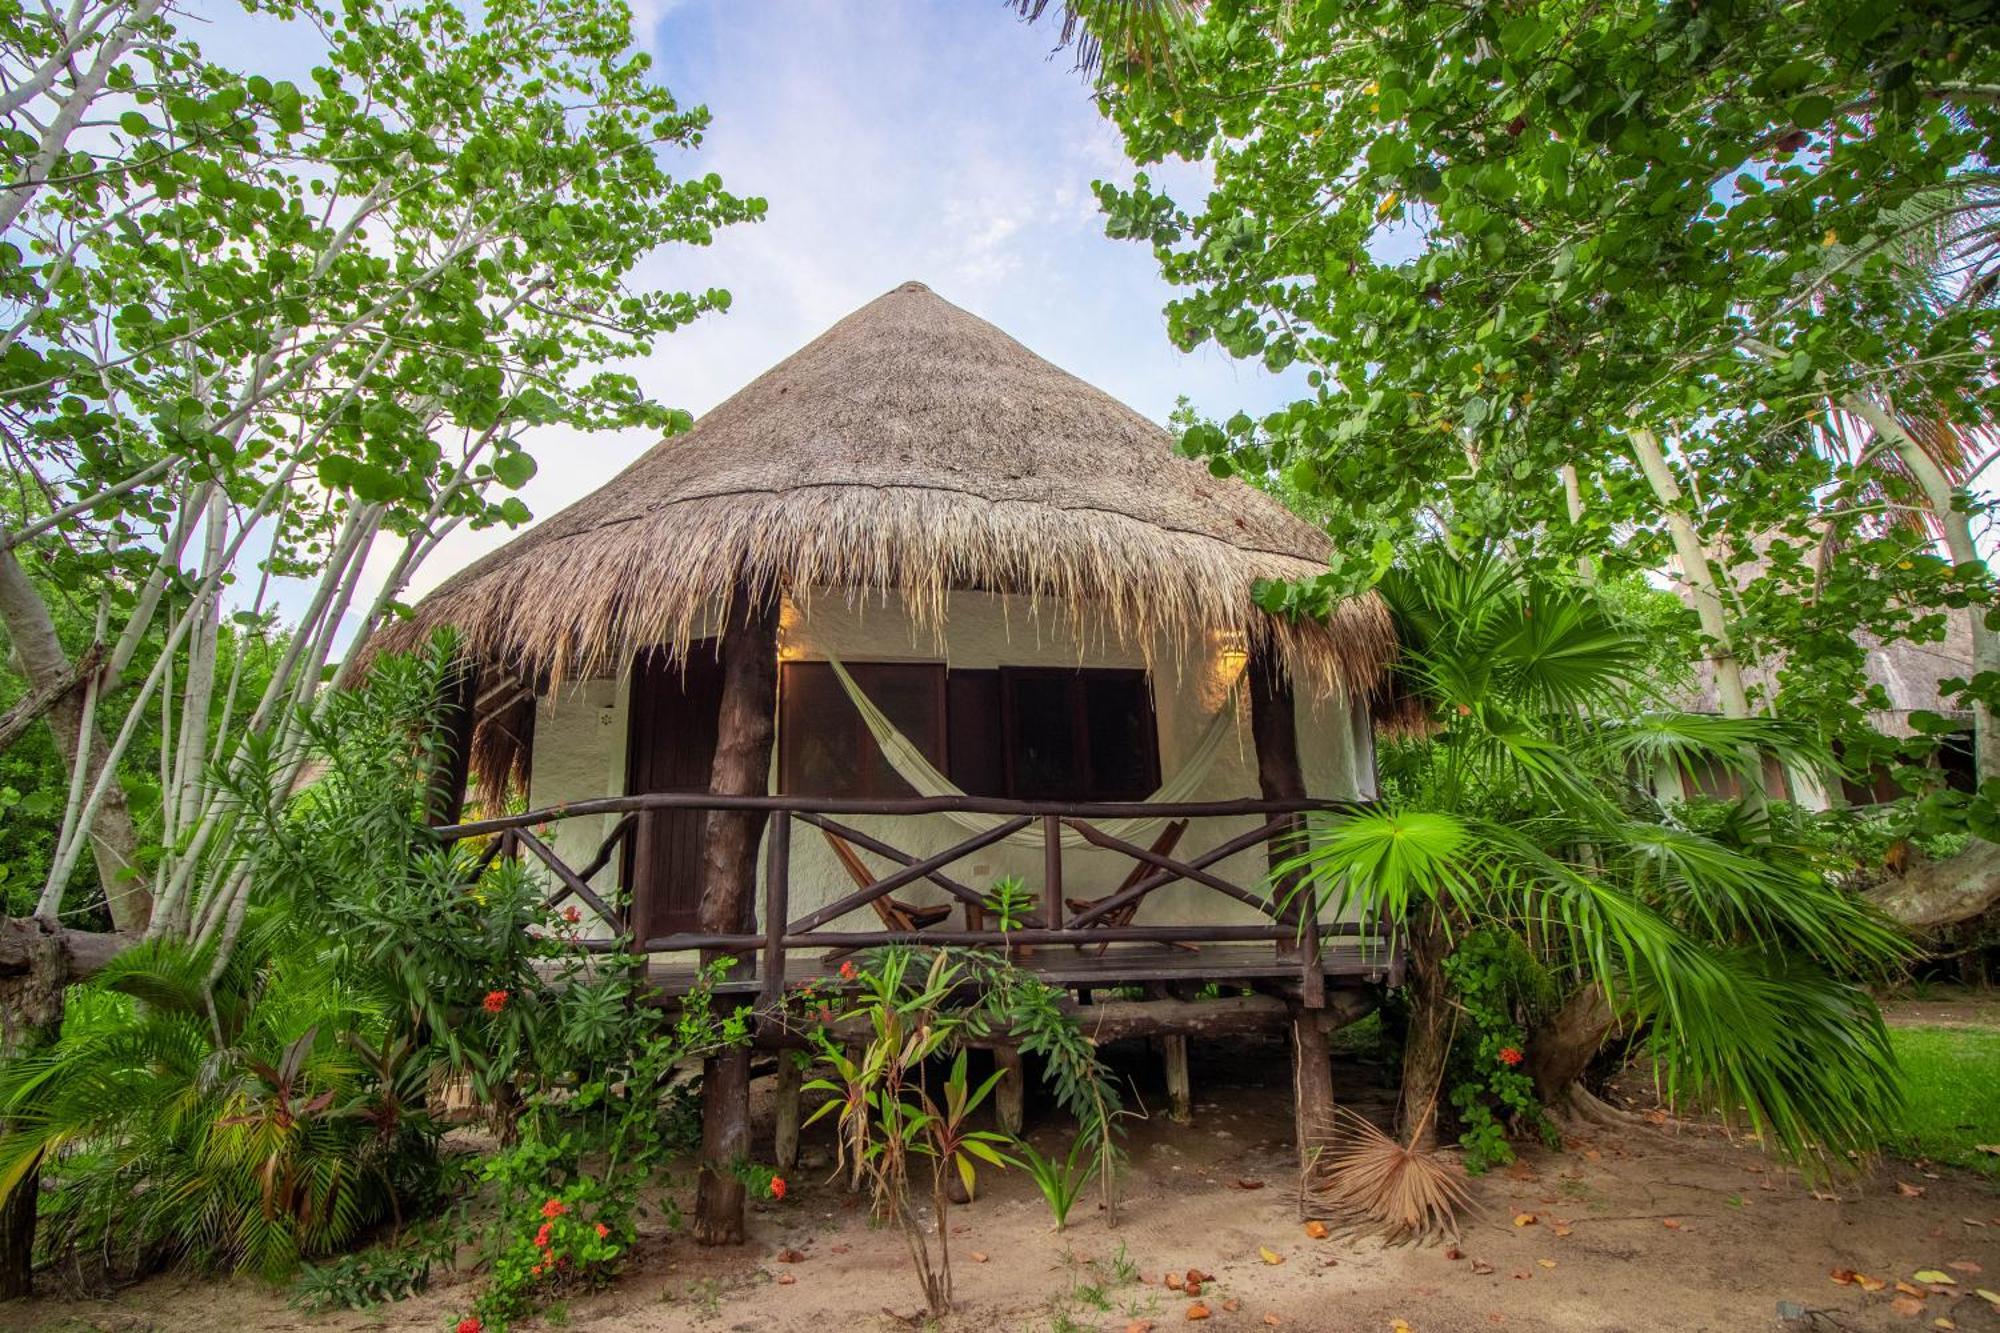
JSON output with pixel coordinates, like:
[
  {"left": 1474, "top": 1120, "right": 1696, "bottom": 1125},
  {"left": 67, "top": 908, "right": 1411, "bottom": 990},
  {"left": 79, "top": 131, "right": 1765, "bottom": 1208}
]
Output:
[{"left": 1010, "top": 0, "right": 1200, "bottom": 79}]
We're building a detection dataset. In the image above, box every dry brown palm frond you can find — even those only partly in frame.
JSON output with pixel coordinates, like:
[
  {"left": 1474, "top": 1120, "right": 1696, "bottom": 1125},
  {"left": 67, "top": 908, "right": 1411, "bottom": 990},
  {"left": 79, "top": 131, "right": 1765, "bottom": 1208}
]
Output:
[
  {"left": 468, "top": 676, "right": 535, "bottom": 813},
  {"left": 1304, "top": 1106, "right": 1474, "bottom": 1247}
]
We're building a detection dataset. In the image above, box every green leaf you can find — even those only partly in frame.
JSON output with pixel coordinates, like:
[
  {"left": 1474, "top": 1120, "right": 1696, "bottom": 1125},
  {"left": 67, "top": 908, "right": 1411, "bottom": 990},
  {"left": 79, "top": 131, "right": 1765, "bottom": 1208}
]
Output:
[{"left": 491, "top": 451, "right": 537, "bottom": 489}]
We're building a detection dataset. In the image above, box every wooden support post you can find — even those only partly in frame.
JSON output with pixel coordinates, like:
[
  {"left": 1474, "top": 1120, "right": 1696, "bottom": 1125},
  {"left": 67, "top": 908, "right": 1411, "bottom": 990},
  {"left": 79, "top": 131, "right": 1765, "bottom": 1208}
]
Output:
[
  {"left": 1041, "top": 814, "right": 1063, "bottom": 927},
  {"left": 773, "top": 1054, "right": 802, "bottom": 1171},
  {"left": 1163, "top": 1033, "right": 1192, "bottom": 1125},
  {"left": 760, "top": 813, "right": 790, "bottom": 1011},
  {"left": 1248, "top": 641, "right": 1321, "bottom": 1005},
  {"left": 424, "top": 653, "right": 479, "bottom": 828},
  {"left": 692, "top": 589, "right": 781, "bottom": 1248},
  {"left": 994, "top": 1043, "right": 1026, "bottom": 1136},
  {"left": 1290, "top": 1003, "right": 1336, "bottom": 1185}
]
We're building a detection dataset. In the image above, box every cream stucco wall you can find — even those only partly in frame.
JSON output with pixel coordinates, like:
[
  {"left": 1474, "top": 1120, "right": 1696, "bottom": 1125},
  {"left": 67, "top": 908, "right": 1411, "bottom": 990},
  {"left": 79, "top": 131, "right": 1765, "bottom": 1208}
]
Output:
[
  {"left": 522, "top": 591, "right": 1376, "bottom": 940},
  {"left": 525, "top": 678, "right": 629, "bottom": 928}
]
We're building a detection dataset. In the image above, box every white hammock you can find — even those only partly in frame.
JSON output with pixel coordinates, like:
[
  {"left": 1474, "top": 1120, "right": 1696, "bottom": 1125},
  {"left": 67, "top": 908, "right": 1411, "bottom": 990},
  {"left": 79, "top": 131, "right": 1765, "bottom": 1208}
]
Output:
[{"left": 822, "top": 654, "right": 1244, "bottom": 850}]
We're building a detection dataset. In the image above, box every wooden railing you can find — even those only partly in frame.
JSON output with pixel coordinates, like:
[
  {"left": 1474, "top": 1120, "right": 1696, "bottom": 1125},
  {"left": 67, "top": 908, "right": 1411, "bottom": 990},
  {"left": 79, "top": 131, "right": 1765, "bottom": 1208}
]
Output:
[{"left": 435, "top": 793, "right": 1391, "bottom": 1007}]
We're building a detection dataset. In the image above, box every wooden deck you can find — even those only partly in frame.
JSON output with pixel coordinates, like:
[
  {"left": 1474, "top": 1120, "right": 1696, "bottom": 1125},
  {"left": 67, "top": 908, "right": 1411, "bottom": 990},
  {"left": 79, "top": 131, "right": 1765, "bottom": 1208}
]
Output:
[{"left": 642, "top": 940, "right": 1398, "bottom": 999}]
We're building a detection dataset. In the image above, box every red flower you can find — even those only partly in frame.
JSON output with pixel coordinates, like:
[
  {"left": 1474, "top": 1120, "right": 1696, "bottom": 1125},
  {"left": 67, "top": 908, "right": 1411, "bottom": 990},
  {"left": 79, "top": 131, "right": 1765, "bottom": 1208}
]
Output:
[
  {"left": 457, "top": 1319, "right": 482, "bottom": 1333},
  {"left": 1498, "top": 1046, "right": 1524, "bottom": 1067},
  {"left": 595, "top": 1222, "right": 610, "bottom": 1239},
  {"left": 562, "top": 905, "right": 581, "bottom": 924},
  {"left": 769, "top": 1176, "right": 787, "bottom": 1200},
  {"left": 530, "top": 1263, "right": 544, "bottom": 1278},
  {"left": 482, "top": 989, "right": 509, "bottom": 1014},
  {"left": 534, "top": 1222, "right": 552, "bottom": 1248},
  {"left": 838, "top": 959, "right": 857, "bottom": 980},
  {"left": 542, "top": 1198, "right": 567, "bottom": 1219}
]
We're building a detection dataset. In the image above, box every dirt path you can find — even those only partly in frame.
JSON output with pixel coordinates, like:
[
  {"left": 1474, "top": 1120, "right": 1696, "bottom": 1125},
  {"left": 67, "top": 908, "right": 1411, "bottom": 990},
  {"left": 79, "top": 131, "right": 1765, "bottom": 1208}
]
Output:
[
  {"left": 1879, "top": 990, "right": 2000, "bottom": 1032},
  {"left": 18, "top": 1019, "right": 2000, "bottom": 1333}
]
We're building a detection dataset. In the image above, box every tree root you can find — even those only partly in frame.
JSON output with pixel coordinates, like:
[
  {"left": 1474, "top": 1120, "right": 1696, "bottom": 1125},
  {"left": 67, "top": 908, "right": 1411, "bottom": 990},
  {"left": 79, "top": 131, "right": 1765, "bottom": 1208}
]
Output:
[{"left": 1548, "top": 1084, "right": 1653, "bottom": 1131}]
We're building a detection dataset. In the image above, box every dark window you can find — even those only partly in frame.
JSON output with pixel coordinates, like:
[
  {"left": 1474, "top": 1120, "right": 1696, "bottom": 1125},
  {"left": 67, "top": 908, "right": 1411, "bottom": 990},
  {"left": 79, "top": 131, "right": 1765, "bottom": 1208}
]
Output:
[
  {"left": 945, "top": 670, "right": 1005, "bottom": 796},
  {"left": 999, "top": 668, "right": 1159, "bottom": 801},
  {"left": 779, "top": 660, "right": 1159, "bottom": 802},
  {"left": 778, "top": 661, "right": 945, "bottom": 798}
]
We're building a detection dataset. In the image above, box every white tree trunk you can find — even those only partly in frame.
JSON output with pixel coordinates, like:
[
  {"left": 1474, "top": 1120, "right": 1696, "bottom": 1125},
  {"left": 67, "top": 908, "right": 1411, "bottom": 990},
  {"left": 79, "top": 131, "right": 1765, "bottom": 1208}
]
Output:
[
  {"left": 1626, "top": 426, "right": 1774, "bottom": 803},
  {"left": 0, "top": 543, "right": 147, "bottom": 928},
  {"left": 1558, "top": 463, "right": 1596, "bottom": 586},
  {"left": 1842, "top": 392, "right": 2000, "bottom": 787}
]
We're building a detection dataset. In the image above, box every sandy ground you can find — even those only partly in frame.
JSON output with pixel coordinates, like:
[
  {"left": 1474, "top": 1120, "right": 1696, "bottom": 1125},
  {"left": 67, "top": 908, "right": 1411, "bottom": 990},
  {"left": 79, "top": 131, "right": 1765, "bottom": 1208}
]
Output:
[{"left": 15, "top": 1001, "right": 2000, "bottom": 1333}]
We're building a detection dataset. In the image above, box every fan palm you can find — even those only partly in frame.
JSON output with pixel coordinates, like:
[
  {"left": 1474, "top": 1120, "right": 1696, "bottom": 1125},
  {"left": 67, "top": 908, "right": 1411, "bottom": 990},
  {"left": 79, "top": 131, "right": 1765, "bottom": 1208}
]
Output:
[
  {"left": 1010, "top": 0, "right": 1197, "bottom": 79},
  {"left": 0, "top": 932, "right": 440, "bottom": 1277},
  {"left": 1281, "top": 547, "right": 1907, "bottom": 1176}
]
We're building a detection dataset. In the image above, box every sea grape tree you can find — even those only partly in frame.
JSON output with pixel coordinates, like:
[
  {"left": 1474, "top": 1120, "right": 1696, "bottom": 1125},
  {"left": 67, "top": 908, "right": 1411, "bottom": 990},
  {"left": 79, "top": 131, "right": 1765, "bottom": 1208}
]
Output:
[
  {"left": 1081, "top": 0, "right": 1999, "bottom": 818},
  {"left": 0, "top": 0, "right": 759, "bottom": 947}
]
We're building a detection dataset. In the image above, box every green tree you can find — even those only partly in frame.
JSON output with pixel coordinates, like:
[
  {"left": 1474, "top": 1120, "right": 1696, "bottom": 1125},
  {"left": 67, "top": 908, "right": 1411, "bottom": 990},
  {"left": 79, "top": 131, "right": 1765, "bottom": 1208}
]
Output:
[
  {"left": 0, "top": 0, "right": 759, "bottom": 951},
  {"left": 1077, "top": 1, "right": 1998, "bottom": 833}
]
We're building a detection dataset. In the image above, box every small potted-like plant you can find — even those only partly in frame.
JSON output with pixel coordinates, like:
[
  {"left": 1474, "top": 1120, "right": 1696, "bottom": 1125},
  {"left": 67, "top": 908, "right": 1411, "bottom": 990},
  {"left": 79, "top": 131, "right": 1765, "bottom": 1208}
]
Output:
[{"left": 804, "top": 949, "right": 1015, "bottom": 1317}]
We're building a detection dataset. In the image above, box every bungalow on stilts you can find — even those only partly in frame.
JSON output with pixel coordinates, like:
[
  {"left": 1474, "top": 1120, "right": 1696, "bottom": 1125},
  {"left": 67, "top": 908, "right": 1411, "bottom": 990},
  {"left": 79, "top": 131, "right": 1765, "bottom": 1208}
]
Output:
[{"left": 374, "top": 281, "right": 1399, "bottom": 1243}]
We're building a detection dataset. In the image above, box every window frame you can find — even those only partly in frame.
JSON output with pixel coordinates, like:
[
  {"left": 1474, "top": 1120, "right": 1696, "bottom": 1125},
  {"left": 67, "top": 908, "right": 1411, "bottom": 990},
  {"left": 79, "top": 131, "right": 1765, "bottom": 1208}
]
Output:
[{"left": 776, "top": 658, "right": 1163, "bottom": 803}]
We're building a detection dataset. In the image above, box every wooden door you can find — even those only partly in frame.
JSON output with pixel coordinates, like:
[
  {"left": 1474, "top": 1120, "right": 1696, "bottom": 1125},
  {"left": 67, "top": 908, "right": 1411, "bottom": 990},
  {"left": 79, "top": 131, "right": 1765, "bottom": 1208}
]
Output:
[{"left": 623, "top": 644, "right": 724, "bottom": 941}]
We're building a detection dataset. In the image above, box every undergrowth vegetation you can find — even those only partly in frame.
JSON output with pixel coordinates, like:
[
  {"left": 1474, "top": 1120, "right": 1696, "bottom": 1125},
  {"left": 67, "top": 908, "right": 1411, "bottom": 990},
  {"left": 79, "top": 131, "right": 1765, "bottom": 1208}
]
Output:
[
  {"left": 1285, "top": 548, "right": 1912, "bottom": 1230},
  {"left": 801, "top": 945, "right": 1122, "bottom": 1316},
  {"left": 0, "top": 637, "right": 753, "bottom": 1331}
]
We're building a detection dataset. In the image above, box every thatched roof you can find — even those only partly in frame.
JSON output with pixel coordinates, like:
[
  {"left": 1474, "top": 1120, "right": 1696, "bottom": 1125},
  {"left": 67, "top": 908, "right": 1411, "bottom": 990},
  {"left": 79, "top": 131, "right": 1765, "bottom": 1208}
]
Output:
[
  {"left": 1681, "top": 612, "right": 1976, "bottom": 738},
  {"left": 377, "top": 281, "right": 1392, "bottom": 697}
]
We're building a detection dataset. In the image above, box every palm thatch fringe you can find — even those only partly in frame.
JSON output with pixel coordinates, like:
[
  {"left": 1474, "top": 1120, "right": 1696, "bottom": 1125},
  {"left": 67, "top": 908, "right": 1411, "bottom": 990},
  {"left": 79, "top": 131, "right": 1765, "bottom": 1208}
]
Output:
[
  {"left": 468, "top": 679, "right": 535, "bottom": 814},
  {"left": 378, "top": 488, "right": 1391, "bottom": 697}
]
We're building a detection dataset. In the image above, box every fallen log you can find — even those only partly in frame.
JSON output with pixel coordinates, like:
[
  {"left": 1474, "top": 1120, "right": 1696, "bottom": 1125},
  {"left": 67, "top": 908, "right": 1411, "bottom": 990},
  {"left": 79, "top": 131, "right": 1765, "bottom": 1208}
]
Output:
[{"left": 1864, "top": 838, "right": 2000, "bottom": 930}]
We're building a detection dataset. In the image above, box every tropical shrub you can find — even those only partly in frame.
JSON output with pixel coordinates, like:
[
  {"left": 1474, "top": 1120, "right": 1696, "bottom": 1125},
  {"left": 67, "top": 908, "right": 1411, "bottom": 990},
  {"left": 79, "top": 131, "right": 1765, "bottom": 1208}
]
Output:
[
  {"left": 0, "top": 936, "right": 453, "bottom": 1278},
  {"left": 806, "top": 950, "right": 1016, "bottom": 1317},
  {"left": 803, "top": 946, "right": 1119, "bottom": 1316},
  {"left": 0, "top": 635, "right": 749, "bottom": 1313},
  {"left": 1283, "top": 548, "right": 1911, "bottom": 1184},
  {"left": 459, "top": 965, "right": 750, "bottom": 1332},
  {"left": 1440, "top": 928, "right": 1559, "bottom": 1174}
]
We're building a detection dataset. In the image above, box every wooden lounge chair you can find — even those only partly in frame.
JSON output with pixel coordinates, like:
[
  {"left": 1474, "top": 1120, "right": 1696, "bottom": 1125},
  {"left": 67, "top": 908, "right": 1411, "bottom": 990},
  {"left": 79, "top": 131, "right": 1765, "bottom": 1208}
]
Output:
[
  {"left": 1064, "top": 819, "right": 1196, "bottom": 957},
  {"left": 820, "top": 828, "right": 954, "bottom": 936}
]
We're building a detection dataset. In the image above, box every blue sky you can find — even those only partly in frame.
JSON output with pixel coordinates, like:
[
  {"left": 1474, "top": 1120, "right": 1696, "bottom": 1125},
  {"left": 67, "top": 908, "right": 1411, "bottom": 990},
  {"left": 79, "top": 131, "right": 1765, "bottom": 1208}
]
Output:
[{"left": 188, "top": 0, "right": 1312, "bottom": 611}]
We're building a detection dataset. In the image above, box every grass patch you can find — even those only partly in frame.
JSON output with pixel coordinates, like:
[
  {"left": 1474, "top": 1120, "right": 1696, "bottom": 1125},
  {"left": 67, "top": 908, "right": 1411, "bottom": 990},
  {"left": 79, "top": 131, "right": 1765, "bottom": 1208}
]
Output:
[{"left": 1888, "top": 1024, "right": 2000, "bottom": 1178}]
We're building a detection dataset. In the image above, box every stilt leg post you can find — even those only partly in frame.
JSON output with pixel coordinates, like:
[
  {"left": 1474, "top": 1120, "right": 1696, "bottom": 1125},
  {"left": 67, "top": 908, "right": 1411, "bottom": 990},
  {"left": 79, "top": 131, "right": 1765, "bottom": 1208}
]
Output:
[
  {"left": 1163, "top": 1033, "right": 1192, "bottom": 1125},
  {"left": 1290, "top": 1002, "right": 1336, "bottom": 1191},
  {"left": 773, "top": 1053, "right": 802, "bottom": 1171},
  {"left": 994, "top": 1043, "right": 1026, "bottom": 1137}
]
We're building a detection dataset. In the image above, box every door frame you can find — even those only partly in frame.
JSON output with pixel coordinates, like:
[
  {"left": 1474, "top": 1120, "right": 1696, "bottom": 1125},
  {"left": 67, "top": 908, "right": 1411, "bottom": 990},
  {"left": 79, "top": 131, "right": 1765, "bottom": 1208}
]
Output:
[{"left": 620, "top": 643, "right": 724, "bottom": 941}]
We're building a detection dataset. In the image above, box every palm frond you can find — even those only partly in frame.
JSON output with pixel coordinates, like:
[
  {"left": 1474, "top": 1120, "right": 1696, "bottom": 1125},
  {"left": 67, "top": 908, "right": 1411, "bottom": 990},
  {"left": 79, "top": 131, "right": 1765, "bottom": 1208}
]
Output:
[
  {"left": 1009, "top": 0, "right": 1200, "bottom": 79},
  {"left": 1304, "top": 1107, "right": 1472, "bottom": 1245}
]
